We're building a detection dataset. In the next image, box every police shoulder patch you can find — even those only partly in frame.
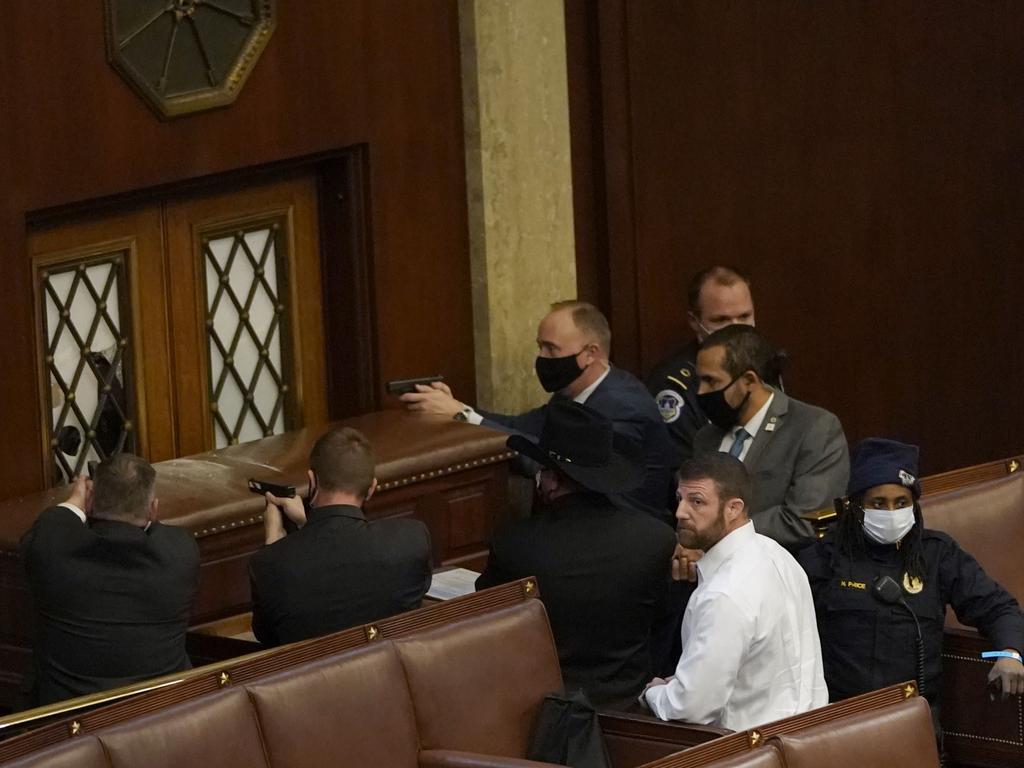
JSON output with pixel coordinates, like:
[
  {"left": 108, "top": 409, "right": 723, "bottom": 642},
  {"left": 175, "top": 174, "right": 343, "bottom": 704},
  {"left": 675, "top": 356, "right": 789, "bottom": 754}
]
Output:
[{"left": 656, "top": 389, "right": 684, "bottom": 423}]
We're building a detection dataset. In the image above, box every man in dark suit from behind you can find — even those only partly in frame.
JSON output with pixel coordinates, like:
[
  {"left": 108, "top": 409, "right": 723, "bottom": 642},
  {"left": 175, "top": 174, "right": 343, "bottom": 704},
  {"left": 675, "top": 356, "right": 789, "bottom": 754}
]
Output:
[
  {"left": 249, "top": 427, "right": 432, "bottom": 647},
  {"left": 21, "top": 454, "right": 200, "bottom": 707},
  {"left": 476, "top": 401, "right": 677, "bottom": 709},
  {"left": 401, "top": 300, "right": 676, "bottom": 527}
]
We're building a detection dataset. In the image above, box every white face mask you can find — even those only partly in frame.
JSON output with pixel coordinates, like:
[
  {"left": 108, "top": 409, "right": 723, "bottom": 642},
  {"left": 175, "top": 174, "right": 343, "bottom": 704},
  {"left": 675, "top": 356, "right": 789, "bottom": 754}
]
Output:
[{"left": 862, "top": 506, "right": 916, "bottom": 545}]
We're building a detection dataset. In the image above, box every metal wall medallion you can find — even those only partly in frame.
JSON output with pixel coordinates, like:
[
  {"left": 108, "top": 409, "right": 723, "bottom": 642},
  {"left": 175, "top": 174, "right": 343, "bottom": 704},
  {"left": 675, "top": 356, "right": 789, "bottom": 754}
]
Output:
[{"left": 104, "top": 0, "right": 276, "bottom": 119}]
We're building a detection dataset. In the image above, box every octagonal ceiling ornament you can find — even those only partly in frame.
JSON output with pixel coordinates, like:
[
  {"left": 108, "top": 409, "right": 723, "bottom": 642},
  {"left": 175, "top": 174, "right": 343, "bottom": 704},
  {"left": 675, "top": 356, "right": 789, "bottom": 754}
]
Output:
[{"left": 104, "top": 0, "right": 276, "bottom": 120}]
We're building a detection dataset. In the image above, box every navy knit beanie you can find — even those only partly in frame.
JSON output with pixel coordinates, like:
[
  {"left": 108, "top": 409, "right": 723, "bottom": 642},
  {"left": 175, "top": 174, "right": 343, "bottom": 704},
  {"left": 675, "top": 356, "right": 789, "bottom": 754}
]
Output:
[{"left": 847, "top": 438, "right": 921, "bottom": 500}]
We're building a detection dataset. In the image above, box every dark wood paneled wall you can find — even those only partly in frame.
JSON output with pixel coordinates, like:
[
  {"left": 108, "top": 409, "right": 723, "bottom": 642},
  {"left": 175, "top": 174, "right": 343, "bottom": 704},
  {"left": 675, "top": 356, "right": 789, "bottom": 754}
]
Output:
[
  {"left": 568, "top": 0, "right": 1024, "bottom": 474},
  {"left": 0, "top": 2, "right": 474, "bottom": 497}
]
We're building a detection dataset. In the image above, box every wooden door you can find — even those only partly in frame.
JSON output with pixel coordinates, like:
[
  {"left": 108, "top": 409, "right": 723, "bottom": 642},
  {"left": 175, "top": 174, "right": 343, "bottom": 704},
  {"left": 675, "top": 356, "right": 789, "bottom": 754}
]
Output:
[
  {"left": 27, "top": 174, "right": 327, "bottom": 485},
  {"left": 164, "top": 175, "right": 327, "bottom": 456}
]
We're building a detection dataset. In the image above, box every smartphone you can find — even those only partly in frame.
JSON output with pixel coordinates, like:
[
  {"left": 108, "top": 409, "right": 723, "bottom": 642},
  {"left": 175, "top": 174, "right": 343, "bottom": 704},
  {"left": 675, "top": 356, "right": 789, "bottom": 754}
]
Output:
[
  {"left": 386, "top": 375, "right": 444, "bottom": 396},
  {"left": 248, "top": 479, "right": 297, "bottom": 498}
]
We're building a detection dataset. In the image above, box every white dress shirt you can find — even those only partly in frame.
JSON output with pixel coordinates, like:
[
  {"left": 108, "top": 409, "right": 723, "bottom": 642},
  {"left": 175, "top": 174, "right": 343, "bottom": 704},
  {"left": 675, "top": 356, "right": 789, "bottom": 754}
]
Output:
[
  {"left": 643, "top": 520, "right": 828, "bottom": 730},
  {"left": 717, "top": 392, "right": 775, "bottom": 461}
]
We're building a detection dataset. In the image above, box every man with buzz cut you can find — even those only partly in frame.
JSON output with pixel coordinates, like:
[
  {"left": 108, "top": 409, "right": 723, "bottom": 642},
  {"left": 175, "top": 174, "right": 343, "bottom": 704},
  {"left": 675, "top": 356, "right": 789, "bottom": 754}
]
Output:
[
  {"left": 249, "top": 426, "right": 432, "bottom": 646},
  {"left": 401, "top": 299, "right": 676, "bottom": 527},
  {"left": 642, "top": 453, "right": 827, "bottom": 729}
]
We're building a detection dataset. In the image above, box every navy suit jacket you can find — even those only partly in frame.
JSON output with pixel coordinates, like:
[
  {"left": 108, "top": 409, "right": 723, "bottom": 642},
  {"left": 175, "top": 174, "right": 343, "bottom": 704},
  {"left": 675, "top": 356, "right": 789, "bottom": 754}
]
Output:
[{"left": 479, "top": 366, "right": 676, "bottom": 526}]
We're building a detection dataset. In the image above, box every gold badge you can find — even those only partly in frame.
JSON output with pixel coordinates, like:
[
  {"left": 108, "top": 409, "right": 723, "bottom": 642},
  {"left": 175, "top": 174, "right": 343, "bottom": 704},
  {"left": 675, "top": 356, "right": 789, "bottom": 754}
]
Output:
[{"left": 903, "top": 573, "right": 923, "bottom": 594}]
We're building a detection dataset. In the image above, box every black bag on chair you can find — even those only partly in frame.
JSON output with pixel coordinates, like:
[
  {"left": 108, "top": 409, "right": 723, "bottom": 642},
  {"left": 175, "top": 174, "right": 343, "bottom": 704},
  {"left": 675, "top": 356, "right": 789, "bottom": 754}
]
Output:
[{"left": 527, "top": 689, "right": 612, "bottom": 768}]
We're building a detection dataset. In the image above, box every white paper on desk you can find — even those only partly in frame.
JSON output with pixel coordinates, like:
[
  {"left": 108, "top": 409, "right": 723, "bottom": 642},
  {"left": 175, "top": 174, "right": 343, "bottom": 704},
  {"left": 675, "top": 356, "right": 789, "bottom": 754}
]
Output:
[{"left": 427, "top": 568, "right": 480, "bottom": 600}]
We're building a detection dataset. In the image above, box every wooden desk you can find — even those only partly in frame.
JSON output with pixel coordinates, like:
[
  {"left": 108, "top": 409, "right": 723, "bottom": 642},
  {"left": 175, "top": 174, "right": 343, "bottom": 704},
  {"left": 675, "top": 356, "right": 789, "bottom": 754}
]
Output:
[{"left": 0, "top": 410, "right": 514, "bottom": 712}]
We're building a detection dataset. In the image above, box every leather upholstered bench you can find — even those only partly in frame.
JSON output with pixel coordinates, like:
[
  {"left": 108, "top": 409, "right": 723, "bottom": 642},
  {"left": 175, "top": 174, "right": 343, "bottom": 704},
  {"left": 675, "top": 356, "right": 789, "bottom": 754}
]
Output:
[
  {"left": 0, "top": 580, "right": 726, "bottom": 768},
  {"left": 919, "top": 457, "right": 1024, "bottom": 768},
  {"left": 632, "top": 684, "right": 938, "bottom": 768}
]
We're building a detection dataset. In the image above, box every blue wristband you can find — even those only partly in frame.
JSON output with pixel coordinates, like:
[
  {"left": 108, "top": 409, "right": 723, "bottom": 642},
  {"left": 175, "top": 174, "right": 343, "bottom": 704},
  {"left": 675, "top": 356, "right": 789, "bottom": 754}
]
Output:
[{"left": 982, "top": 651, "right": 1022, "bottom": 662}]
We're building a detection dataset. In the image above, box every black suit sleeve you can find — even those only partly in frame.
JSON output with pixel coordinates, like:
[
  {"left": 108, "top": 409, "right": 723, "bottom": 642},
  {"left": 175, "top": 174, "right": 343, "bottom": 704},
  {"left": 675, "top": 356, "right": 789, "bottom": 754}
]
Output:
[
  {"left": 412, "top": 522, "right": 433, "bottom": 602},
  {"left": 20, "top": 506, "right": 86, "bottom": 569},
  {"left": 249, "top": 561, "right": 279, "bottom": 647},
  {"left": 475, "top": 543, "right": 519, "bottom": 591}
]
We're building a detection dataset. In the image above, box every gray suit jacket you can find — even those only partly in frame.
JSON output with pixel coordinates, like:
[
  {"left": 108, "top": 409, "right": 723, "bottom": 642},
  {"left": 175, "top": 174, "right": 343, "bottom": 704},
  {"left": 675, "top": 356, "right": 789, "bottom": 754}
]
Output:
[{"left": 693, "top": 390, "right": 849, "bottom": 550}]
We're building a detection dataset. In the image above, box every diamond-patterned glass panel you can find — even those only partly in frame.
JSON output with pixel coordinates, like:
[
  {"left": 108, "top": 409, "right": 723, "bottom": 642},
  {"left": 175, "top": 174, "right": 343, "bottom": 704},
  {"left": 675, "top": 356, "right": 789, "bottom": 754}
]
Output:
[
  {"left": 40, "top": 255, "right": 136, "bottom": 485},
  {"left": 203, "top": 222, "right": 290, "bottom": 448}
]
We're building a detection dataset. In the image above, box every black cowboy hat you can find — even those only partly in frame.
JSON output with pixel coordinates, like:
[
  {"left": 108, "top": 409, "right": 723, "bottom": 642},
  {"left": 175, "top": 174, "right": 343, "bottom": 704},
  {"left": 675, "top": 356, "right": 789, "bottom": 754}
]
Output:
[{"left": 506, "top": 400, "right": 644, "bottom": 495}]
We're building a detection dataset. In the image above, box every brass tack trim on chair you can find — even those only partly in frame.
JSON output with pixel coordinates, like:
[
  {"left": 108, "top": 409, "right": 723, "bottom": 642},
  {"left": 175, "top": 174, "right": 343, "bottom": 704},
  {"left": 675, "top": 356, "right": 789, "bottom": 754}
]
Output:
[
  {"left": 69, "top": 721, "right": 81, "bottom": 737},
  {"left": 218, "top": 671, "right": 231, "bottom": 687},
  {"left": 366, "top": 625, "right": 380, "bottom": 641},
  {"left": 749, "top": 730, "right": 762, "bottom": 747},
  {"left": 1009, "top": 459, "right": 1021, "bottom": 473},
  {"left": 903, "top": 683, "right": 916, "bottom": 699},
  {"left": 523, "top": 579, "right": 536, "bottom": 595}
]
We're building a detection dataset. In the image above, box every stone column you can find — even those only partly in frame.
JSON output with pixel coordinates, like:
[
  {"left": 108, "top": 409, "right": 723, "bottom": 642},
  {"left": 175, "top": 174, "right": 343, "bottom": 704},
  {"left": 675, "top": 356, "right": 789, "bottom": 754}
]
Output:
[{"left": 459, "top": 0, "right": 577, "bottom": 413}]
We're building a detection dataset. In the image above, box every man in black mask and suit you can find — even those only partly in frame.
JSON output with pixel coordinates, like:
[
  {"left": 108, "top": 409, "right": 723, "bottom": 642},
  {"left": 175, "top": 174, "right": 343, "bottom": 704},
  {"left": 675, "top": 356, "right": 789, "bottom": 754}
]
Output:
[
  {"left": 21, "top": 454, "right": 199, "bottom": 706},
  {"left": 477, "top": 400, "right": 677, "bottom": 708},
  {"left": 691, "top": 325, "right": 849, "bottom": 551},
  {"left": 401, "top": 300, "right": 675, "bottom": 526}
]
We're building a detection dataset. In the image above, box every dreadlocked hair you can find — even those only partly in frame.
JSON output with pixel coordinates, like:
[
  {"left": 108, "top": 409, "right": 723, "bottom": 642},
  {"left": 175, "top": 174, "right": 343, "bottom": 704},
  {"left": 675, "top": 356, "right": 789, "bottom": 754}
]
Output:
[{"left": 833, "top": 496, "right": 927, "bottom": 583}]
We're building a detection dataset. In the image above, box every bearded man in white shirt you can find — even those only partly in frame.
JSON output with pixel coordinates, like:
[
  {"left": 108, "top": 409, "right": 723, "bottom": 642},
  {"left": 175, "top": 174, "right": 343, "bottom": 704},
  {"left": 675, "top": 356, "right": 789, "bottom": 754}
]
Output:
[{"left": 642, "top": 452, "right": 828, "bottom": 730}]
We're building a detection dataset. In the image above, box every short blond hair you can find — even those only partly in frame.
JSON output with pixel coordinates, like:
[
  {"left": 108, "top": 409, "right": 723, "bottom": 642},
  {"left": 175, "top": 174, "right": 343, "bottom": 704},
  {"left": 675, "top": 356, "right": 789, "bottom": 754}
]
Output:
[{"left": 550, "top": 300, "right": 612, "bottom": 355}]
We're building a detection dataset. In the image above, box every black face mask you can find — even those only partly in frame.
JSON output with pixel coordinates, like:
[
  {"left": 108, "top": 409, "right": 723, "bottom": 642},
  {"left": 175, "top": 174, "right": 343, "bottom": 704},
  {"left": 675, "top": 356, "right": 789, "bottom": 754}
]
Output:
[
  {"left": 697, "top": 374, "right": 751, "bottom": 431},
  {"left": 535, "top": 352, "right": 585, "bottom": 393}
]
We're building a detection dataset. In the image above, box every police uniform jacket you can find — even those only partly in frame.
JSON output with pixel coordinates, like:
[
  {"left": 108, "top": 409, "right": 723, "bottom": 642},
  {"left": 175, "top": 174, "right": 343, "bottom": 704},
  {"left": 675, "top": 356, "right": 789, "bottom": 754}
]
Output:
[
  {"left": 645, "top": 341, "right": 704, "bottom": 466},
  {"left": 798, "top": 526, "right": 1024, "bottom": 705}
]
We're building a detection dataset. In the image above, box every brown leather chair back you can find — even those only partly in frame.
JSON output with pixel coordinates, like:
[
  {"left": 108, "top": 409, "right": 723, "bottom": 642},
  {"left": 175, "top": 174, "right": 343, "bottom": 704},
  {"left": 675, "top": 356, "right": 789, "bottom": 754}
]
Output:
[
  {"left": 248, "top": 643, "right": 420, "bottom": 768},
  {"left": 920, "top": 470, "right": 1024, "bottom": 607},
  {"left": 697, "top": 749, "right": 783, "bottom": 767},
  {"left": 1, "top": 739, "right": 109, "bottom": 768},
  {"left": 633, "top": 741, "right": 780, "bottom": 767},
  {"left": 395, "top": 600, "right": 563, "bottom": 758},
  {"left": 768, "top": 696, "right": 939, "bottom": 767},
  {"left": 98, "top": 689, "right": 268, "bottom": 768}
]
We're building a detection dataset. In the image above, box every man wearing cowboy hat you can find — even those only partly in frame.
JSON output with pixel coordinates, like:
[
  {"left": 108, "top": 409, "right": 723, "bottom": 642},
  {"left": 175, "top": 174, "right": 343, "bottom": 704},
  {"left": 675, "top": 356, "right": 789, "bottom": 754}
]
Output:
[{"left": 476, "top": 400, "right": 677, "bottom": 709}]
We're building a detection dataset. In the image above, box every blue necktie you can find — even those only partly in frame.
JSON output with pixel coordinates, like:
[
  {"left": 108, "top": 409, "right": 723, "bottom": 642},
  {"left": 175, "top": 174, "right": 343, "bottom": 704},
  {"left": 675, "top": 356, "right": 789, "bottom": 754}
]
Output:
[{"left": 727, "top": 427, "right": 751, "bottom": 459}]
